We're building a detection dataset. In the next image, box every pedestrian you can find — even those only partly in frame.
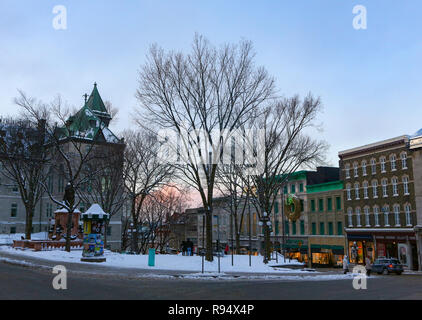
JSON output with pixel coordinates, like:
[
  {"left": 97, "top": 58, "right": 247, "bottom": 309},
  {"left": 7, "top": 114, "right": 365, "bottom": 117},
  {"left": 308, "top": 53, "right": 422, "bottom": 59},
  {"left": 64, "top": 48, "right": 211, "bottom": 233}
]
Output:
[
  {"left": 365, "top": 256, "right": 372, "bottom": 277},
  {"left": 224, "top": 244, "right": 229, "bottom": 255},
  {"left": 343, "top": 255, "right": 349, "bottom": 274}
]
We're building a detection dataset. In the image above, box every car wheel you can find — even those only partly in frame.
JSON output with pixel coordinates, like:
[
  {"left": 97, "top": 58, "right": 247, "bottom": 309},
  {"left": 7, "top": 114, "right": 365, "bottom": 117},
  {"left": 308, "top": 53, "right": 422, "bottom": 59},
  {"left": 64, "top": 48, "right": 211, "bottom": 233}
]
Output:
[
  {"left": 396, "top": 272, "right": 402, "bottom": 275},
  {"left": 383, "top": 268, "right": 389, "bottom": 275}
]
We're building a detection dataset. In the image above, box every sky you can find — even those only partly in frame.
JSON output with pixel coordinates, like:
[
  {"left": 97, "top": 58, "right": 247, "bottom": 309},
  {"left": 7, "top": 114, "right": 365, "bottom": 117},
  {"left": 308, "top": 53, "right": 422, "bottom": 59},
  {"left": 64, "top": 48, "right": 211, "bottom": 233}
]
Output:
[{"left": 1, "top": 0, "right": 422, "bottom": 166}]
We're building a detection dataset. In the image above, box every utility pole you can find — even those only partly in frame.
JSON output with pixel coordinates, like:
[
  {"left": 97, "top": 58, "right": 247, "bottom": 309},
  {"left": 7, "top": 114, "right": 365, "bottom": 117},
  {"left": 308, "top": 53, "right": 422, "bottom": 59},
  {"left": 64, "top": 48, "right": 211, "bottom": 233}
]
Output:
[
  {"left": 202, "top": 214, "right": 205, "bottom": 273},
  {"left": 248, "top": 199, "right": 252, "bottom": 267}
]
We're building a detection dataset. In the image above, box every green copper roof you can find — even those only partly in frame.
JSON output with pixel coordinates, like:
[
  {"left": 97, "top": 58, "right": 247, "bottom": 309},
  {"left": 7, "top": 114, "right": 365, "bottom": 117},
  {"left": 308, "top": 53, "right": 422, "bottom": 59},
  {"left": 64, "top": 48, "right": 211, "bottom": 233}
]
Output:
[
  {"left": 306, "top": 180, "right": 343, "bottom": 194},
  {"left": 85, "top": 83, "right": 111, "bottom": 119},
  {"left": 57, "top": 83, "right": 120, "bottom": 144}
]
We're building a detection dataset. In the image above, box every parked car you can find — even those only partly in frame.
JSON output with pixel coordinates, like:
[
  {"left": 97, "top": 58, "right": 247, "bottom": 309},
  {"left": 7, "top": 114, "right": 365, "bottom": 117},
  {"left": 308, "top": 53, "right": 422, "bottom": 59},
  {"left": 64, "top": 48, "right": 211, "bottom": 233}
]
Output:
[{"left": 372, "top": 258, "right": 403, "bottom": 275}]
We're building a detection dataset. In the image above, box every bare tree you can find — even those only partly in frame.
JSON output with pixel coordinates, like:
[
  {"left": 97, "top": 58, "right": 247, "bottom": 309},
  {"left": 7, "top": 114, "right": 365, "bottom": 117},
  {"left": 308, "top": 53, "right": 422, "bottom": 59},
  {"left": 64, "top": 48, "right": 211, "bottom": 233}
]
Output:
[
  {"left": 0, "top": 106, "right": 49, "bottom": 239},
  {"left": 243, "top": 95, "right": 328, "bottom": 262},
  {"left": 122, "top": 129, "right": 174, "bottom": 253},
  {"left": 135, "top": 34, "right": 274, "bottom": 261},
  {"left": 79, "top": 143, "right": 126, "bottom": 247}
]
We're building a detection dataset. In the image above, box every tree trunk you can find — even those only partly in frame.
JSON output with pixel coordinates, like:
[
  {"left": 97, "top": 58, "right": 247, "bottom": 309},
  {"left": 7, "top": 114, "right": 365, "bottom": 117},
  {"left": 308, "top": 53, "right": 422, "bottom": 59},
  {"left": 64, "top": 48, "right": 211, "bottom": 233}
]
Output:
[
  {"left": 25, "top": 207, "right": 34, "bottom": 240},
  {"left": 205, "top": 211, "right": 213, "bottom": 262}
]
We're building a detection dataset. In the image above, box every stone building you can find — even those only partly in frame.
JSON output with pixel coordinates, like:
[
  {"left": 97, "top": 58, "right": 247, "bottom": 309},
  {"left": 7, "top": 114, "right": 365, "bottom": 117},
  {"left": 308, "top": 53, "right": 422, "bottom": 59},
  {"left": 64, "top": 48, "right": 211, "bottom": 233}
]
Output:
[
  {"left": 339, "top": 135, "right": 419, "bottom": 270},
  {"left": 270, "top": 167, "right": 343, "bottom": 267},
  {"left": 0, "top": 84, "right": 125, "bottom": 250}
]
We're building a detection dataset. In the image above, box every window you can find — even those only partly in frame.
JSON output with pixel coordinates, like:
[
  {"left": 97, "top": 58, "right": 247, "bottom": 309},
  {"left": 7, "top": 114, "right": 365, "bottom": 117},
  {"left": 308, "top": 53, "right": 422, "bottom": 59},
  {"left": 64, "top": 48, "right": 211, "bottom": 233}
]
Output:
[
  {"left": 312, "top": 223, "right": 316, "bottom": 235},
  {"left": 300, "top": 220, "right": 305, "bottom": 235},
  {"left": 355, "top": 183, "right": 360, "bottom": 200},
  {"left": 363, "top": 181, "right": 368, "bottom": 199},
  {"left": 311, "top": 199, "right": 316, "bottom": 212},
  {"left": 372, "top": 180, "right": 378, "bottom": 198},
  {"left": 390, "top": 155, "right": 396, "bottom": 171},
  {"left": 374, "top": 207, "right": 380, "bottom": 227},
  {"left": 380, "top": 157, "right": 386, "bottom": 172},
  {"left": 283, "top": 186, "right": 287, "bottom": 194},
  {"left": 80, "top": 202, "right": 86, "bottom": 213},
  {"left": 319, "top": 198, "right": 324, "bottom": 212},
  {"left": 11, "top": 203, "right": 17, "bottom": 217},
  {"left": 327, "top": 198, "right": 332, "bottom": 212},
  {"left": 275, "top": 221, "right": 279, "bottom": 235},
  {"left": 10, "top": 227, "right": 16, "bottom": 234},
  {"left": 274, "top": 202, "right": 279, "bottom": 215},
  {"left": 392, "top": 178, "right": 398, "bottom": 196},
  {"left": 46, "top": 203, "right": 53, "bottom": 217},
  {"left": 328, "top": 222, "right": 333, "bottom": 235},
  {"left": 405, "top": 205, "right": 412, "bottom": 226},
  {"left": 362, "top": 160, "right": 367, "bottom": 176},
  {"left": 401, "top": 153, "right": 407, "bottom": 169},
  {"left": 356, "top": 207, "right": 361, "bottom": 227},
  {"left": 48, "top": 176, "right": 53, "bottom": 193},
  {"left": 300, "top": 199, "right": 304, "bottom": 212},
  {"left": 337, "top": 222, "right": 343, "bottom": 235},
  {"left": 371, "top": 159, "right": 376, "bottom": 174},
  {"left": 403, "top": 176, "right": 409, "bottom": 195},
  {"left": 12, "top": 185, "right": 18, "bottom": 192},
  {"left": 348, "top": 208, "right": 353, "bottom": 227},
  {"left": 382, "top": 179, "right": 388, "bottom": 197},
  {"left": 292, "top": 222, "right": 297, "bottom": 235},
  {"left": 353, "top": 163, "right": 358, "bottom": 177},
  {"left": 383, "top": 207, "right": 390, "bottom": 227},
  {"left": 58, "top": 176, "right": 64, "bottom": 193},
  {"left": 346, "top": 185, "right": 352, "bottom": 200},
  {"left": 336, "top": 197, "right": 341, "bottom": 210},
  {"left": 107, "top": 226, "right": 112, "bottom": 237},
  {"left": 345, "top": 164, "right": 350, "bottom": 179},
  {"left": 319, "top": 222, "right": 325, "bottom": 235},
  {"left": 394, "top": 205, "right": 400, "bottom": 227},
  {"left": 299, "top": 183, "right": 304, "bottom": 192},
  {"left": 291, "top": 184, "right": 296, "bottom": 194},
  {"left": 284, "top": 221, "right": 290, "bottom": 235},
  {"left": 364, "top": 207, "right": 370, "bottom": 227}
]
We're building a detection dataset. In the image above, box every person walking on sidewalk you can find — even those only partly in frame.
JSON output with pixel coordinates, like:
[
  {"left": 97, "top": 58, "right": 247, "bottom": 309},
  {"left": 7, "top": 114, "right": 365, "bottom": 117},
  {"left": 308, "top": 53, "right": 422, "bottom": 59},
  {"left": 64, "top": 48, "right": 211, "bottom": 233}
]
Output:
[
  {"left": 343, "top": 255, "right": 349, "bottom": 274},
  {"left": 365, "top": 256, "right": 372, "bottom": 276}
]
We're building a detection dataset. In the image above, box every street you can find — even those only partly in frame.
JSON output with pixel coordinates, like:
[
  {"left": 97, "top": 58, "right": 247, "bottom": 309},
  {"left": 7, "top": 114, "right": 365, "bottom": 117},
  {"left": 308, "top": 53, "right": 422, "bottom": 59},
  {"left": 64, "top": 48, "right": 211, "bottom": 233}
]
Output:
[{"left": 1, "top": 260, "right": 422, "bottom": 300}]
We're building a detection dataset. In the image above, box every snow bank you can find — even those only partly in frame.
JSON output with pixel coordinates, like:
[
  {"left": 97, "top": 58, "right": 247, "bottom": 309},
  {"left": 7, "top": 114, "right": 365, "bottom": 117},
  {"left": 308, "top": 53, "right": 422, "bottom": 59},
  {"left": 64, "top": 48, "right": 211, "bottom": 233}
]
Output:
[{"left": 0, "top": 232, "right": 49, "bottom": 245}]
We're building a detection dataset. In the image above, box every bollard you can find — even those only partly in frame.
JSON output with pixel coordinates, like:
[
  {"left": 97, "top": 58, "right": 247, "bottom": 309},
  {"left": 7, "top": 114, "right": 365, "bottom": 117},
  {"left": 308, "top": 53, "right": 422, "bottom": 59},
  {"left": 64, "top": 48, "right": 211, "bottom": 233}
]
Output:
[{"left": 148, "top": 248, "right": 156, "bottom": 267}]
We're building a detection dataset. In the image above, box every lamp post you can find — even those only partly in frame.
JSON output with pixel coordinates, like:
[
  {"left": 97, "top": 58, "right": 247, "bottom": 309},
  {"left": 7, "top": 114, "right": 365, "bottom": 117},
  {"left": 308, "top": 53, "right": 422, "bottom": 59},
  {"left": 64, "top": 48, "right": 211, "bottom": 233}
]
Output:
[
  {"left": 259, "top": 211, "right": 271, "bottom": 264},
  {"left": 129, "top": 222, "right": 136, "bottom": 254}
]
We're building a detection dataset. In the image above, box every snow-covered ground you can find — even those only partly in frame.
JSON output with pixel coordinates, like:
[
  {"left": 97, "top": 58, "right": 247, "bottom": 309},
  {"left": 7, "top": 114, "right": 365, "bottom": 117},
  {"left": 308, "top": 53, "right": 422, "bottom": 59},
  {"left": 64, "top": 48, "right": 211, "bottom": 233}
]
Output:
[
  {"left": 0, "top": 232, "right": 48, "bottom": 245},
  {"left": 0, "top": 246, "right": 309, "bottom": 274}
]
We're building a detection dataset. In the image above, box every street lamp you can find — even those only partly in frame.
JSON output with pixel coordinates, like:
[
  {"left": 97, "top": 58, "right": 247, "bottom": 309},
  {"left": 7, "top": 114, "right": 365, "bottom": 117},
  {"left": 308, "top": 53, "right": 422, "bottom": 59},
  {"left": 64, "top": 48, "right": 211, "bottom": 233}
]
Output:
[
  {"left": 259, "top": 211, "right": 271, "bottom": 264},
  {"left": 129, "top": 222, "right": 137, "bottom": 254}
]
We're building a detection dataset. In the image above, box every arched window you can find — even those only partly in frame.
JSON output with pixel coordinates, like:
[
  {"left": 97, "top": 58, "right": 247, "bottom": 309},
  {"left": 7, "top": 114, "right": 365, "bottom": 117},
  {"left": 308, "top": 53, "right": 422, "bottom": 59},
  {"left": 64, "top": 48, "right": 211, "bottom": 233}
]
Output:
[
  {"left": 353, "top": 162, "right": 359, "bottom": 177},
  {"left": 364, "top": 207, "right": 370, "bottom": 227},
  {"left": 402, "top": 176, "right": 409, "bottom": 195},
  {"left": 381, "top": 179, "right": 388, "bottom": 197},
  {"left": 380, "top": 157, "right": 386, "bottom": 173},
  {"left": 372, "top": 180, "right": 378, "bottom": 198},
  {"left": 392, "top": 177, "right": 398, "bottom": 196},
  {"left": 374, "top": 206, "right": 380, "bottom": 227},
  {"left": 346, "top": 184, "right": 352, "bottom": 200},
  {"left": 347, "top": 208, "right": 353, "bottom": 227},
  {"left": 390, "top": 154, "right": 397, "bottom": 171},
  {"left": 405, "top": 204, "right": 412, "bottom": 226},
  {"left": 356, "top": 207, "right": 361, "bottom": 227},
  {"left": 383, "top": 206, "right": 390, "bottom": 227},
  {"left": 394, "top": 205, "right": 400, "bottom": 227},
  {"left": 362, "top": 160, "right": 367, "bottom": 176},
  {"left": 354, "top": 183, "right": 360, "bottom": 200},
  {"left": 345, "top": 164, "right": 351, "bottom": 179},
  {"left": 401, "top": 152, "right": 407, "bottom": 169},
  {"left": 363, "top": 181, "right": 369, "bottom": 199},
  {"left": 371, "top": 158, "right": 376, "bottom": 174}
]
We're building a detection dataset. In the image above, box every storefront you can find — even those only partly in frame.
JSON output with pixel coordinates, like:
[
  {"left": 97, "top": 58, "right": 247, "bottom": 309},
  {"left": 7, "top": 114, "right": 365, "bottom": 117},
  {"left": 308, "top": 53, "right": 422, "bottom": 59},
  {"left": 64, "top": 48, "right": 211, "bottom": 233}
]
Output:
[
  {"left": 281, "top": 238, "right": 309, "bottom": 263},
  {"left": 310, "top": 244, "right": 345, "bottom": 267},
  {"left": 345, "top": 229, "right": 419, "bottom": 270}
]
